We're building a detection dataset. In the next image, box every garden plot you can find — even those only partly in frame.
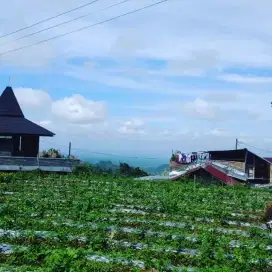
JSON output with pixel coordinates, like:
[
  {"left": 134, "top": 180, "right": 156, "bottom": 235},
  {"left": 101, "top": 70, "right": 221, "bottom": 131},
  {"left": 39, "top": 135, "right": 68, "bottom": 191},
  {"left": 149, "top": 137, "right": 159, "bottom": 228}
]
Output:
[{"left": 1, "top": 175, "right": 272, "bottom": 271}]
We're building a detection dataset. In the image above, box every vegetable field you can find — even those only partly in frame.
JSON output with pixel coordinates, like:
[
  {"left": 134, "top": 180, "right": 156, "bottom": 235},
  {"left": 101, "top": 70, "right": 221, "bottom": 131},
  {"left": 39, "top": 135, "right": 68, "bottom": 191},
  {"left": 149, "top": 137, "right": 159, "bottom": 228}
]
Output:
[{"left": 1, "top": 174, "right": 272, "bottom": 271}]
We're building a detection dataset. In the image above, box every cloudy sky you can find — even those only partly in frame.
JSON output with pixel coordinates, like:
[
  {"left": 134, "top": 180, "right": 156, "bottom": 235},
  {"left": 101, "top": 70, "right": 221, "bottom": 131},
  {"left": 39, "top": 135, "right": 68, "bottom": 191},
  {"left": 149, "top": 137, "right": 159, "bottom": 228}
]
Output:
[{"left": 0, "top": 0, "right": 272, "bottom": 159}]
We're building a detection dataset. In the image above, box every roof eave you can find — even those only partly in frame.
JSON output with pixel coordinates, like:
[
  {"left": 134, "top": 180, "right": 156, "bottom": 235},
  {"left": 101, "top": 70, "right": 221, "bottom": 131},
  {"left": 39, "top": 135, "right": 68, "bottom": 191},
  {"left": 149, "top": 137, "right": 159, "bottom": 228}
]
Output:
[
  {"left": 40, "top": 133, "right": 55, "bottom": 137},
  {"left": 207, "top": 148, "right": 248, "bottom": 153}
]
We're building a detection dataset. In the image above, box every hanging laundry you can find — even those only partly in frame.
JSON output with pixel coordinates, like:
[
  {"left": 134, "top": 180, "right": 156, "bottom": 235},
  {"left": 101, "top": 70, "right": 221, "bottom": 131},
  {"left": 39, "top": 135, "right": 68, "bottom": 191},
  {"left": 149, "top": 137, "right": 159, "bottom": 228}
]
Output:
[
  {"left": 178, "top": 153, "right": 182, "bottom": 163},
  {"left": 171, "top": 150, "right": 205, "bottom": 165},
  {"left": 186, "top": 154, "right": 191, "bottom": 163}
]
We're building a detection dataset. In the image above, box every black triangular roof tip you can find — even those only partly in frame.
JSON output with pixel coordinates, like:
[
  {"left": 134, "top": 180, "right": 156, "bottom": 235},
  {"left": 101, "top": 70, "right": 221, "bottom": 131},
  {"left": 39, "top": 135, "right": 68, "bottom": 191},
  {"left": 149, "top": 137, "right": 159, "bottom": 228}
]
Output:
[
  {"left": 0, "top": 86, "right": 55, "bottom": 137},
  {"left": 0, "top": 86, "right": 24, "bottom": 117}
]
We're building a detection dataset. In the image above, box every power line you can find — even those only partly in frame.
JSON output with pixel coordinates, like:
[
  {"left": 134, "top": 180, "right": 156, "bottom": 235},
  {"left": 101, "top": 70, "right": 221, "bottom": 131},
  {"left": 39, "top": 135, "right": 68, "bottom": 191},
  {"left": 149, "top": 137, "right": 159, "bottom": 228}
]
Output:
[
  {"left": 0, "top": 0, "right": 132, "bottom": 48},
  {"left": 0, "top": 0, "right": 170, "bottom": 57},
  {"left": 40, "top": 139, "right": 161, "bottom": 160},
  {"left": 238, "top": 141, "right": 272, "bottom": 153},
  {"left": 0, "top": 0, "right": 102, "bottom": 40}
]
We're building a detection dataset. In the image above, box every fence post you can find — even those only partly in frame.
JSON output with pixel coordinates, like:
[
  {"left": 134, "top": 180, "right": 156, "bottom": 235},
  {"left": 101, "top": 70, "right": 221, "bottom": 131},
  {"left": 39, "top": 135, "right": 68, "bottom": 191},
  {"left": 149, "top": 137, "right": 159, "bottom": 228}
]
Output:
[
  {"left": 68, "top": 142, "right": 71, "bottom": 159},
  {"left": 194, "top": 175, "right": 196, "bottom": 192}
]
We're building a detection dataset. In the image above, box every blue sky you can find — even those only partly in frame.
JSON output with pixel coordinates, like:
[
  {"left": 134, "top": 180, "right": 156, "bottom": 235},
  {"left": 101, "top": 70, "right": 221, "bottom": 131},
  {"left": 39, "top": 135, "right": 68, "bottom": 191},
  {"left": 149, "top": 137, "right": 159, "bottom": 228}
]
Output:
[{"left": 1, "top": 0, "right": 272, "bottom": 160}]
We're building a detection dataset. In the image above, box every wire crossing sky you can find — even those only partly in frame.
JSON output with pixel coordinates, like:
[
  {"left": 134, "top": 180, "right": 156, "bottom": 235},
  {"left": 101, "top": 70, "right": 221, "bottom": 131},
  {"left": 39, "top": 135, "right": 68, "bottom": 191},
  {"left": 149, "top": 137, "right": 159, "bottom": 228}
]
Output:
[
  {"left": 0, "top": 0, "right": 271, "bottom": 157},
  {"left": 0, "top": 0, "right": 170, "bottom": 57},
  {"left": 0, "top": 0, "right": 102, "bottom": 39},
  {"left": 0, "top": 0, "right": 132, "bottom": 48}
]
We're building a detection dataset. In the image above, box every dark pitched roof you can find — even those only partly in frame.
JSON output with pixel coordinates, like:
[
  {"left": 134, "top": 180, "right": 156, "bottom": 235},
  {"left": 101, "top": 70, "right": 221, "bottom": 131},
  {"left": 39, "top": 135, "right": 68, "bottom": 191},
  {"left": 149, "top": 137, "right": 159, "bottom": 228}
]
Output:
[
  {"left": 0, "top": 116, "right": 55, "bottom": 136},
  {"left": 0, "top": 87, "right": 55, "bottom": 136},
  {"left": 207, "top": 148, "right": 247, "bottom": 161},
  {"left": 0, "top": 86, "right": 24, "bottom": 117},
  {"left": 207, "top": 148, "right": 272, "bottom": 165},
  {"left": 264, "top": 158, "right": 272, "bottom": 163}
]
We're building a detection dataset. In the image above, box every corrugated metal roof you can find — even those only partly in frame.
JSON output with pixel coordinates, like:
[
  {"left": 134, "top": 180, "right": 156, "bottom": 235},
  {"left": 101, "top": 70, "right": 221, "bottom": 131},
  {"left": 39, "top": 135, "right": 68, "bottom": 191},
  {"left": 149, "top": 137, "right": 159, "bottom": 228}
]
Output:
[
  {"left": 0, "top": 87, "right": 55, "bottom": 136},
  {"left": 0, "top": 87, "right": 24, "bottom": 117}
]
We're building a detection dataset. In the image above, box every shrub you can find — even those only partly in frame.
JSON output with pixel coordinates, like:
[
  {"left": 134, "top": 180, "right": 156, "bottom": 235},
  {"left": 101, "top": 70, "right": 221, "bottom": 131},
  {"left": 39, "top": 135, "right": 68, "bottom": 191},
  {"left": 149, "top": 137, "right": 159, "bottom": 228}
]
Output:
[
  {"left": 264, "top": 202, "right": 272, "bottom": 222},
  {"left": 0, "top": 173, "right": 15, "bottom": 183}
]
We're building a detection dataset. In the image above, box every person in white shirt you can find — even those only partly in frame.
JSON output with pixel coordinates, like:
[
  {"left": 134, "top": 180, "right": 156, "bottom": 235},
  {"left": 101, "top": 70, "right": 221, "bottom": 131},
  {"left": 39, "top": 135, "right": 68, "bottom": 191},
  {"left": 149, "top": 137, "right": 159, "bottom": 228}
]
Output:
[{"left": 186, "top": 154, "right": 191, "bottom": 163}]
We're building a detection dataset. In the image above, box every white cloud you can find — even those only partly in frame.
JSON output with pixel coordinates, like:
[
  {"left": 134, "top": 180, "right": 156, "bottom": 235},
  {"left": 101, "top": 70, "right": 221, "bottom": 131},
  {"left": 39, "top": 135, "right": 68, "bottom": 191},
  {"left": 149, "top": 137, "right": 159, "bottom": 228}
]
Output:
[
  {"left": 12, "top": 87, "right": 109, "bottom": 139},
  {"left": 1, "top": 0, "right": 272, "bottom": 70},
  {"left": 166, "top": 49, "right": 220, "bottom": 76},
  {"left": 183, "top": 98, "right": 217, "bottom": 120},
  {"left": 2, "top": 0, "right": 272, "bottom": 157},
  {"left": 158, "top": 128, "right": 190, "bottom": 140},
  {"left": 13, "top": 87, "right": 53, "bottom": 123},
  {"left": 206, "top": 128, "right": 229, "bottom": 137},
  {"left": 14, "top": 88, "right": 52, "bottom": 108},
  {"left": 192, "top": 132, "right": 200, "bottom": 140},
  {"left": 118, "top": 119, "right": 146, "bottom": 135},
  {"left": 203, "top": 91, "right": 240, "bottom": 103},
  {"left": 264, "top": 138, "right": 272, "bottom": 143},
  {"left": 1, "top": 44, "right": 56, "bottom": 68},
  {"left": 52, "top": 94, "right": 107, "bottom": 124},
  {"left": 110, "top": 30, "right": 146, "bottom": 57},
  {"left": 219, "top": 74, "right": 272, "bottom": 84},
  {"left": 39, "top": 120, "right": 52, "bottom": 126},
  {"left": 36, "top": 120, "right": 55, "bottom": 133}
]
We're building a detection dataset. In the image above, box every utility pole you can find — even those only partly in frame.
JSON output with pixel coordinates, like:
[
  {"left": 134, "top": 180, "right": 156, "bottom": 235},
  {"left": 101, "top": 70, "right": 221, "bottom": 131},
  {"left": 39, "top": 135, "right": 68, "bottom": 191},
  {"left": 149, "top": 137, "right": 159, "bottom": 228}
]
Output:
[
  {"left": 68, "top": 142, "right": 71, "bottom": 158},
  {"left": 235, "top": 138, "right": 238, "bottom": 150}
]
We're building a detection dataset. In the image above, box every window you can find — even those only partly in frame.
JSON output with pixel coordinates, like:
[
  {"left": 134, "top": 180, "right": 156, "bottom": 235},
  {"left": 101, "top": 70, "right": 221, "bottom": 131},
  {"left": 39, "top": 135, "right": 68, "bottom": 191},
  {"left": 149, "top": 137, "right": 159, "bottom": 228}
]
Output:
[{"left": 248, "top": 168, "right": 254, "bottom": 178}]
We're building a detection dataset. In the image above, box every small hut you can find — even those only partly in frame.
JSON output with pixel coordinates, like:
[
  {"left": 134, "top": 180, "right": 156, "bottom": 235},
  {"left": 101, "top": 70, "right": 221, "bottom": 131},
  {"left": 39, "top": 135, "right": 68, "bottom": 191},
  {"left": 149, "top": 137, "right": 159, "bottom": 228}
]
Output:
[
  {"left": 0, "top": 86, "right": 54, "bottom": 157},
  {"left": 0, "top": 86, "right": 80, "bottom": 172}
]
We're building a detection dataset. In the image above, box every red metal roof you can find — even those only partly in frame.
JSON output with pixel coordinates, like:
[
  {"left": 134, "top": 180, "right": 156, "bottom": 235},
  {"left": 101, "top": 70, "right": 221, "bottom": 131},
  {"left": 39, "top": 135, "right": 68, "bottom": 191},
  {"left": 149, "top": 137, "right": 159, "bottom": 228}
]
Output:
[
  {"left": 170, "top": 163, "right": 242, "bottom": 185},
  {"left": 204, "top": 164, "right": 241, "bottom": 185}
]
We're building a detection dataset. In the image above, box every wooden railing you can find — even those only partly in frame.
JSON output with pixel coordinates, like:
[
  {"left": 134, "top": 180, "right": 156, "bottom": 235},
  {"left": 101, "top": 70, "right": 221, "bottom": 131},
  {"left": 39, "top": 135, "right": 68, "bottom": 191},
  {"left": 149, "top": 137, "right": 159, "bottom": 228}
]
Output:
[{"left": 0, "top": 156, "right": 81, "bottom": 172}]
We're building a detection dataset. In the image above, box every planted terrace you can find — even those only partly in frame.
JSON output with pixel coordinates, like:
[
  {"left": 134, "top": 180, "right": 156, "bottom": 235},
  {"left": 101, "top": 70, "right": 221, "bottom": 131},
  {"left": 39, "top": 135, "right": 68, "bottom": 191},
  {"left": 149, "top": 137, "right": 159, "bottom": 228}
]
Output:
[{"left": 0, "top": 173, "right": 272, "bottom": 271}]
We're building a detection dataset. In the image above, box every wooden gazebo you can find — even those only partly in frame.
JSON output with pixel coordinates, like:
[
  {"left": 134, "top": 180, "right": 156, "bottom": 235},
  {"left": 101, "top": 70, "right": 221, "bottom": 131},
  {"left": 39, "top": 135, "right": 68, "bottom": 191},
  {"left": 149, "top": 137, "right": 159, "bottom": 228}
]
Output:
[
  {"left": 0, "top": 86, "right": 80, "bottom": 172},
  {"left": 0, "top": 86, "right": 54, "bottom": 157}
]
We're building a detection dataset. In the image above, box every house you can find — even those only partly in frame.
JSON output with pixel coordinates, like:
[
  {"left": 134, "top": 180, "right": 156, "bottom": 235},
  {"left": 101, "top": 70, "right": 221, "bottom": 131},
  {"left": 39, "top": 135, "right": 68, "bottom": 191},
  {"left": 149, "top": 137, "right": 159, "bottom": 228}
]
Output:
[
  {"left": 0, "top": 86, "right": 80, "bottom": 172},
  {"left": 170, "top": 148, "right": 272, "bottom": 185},
  {"left": 208, "top": 148, "right": 272, "bottom": 184}
]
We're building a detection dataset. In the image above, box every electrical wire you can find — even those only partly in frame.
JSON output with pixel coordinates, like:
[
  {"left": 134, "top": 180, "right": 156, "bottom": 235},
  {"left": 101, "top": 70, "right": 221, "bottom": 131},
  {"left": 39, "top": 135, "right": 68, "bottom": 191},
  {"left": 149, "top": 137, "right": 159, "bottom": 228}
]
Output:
[
  {"left": 40, "top": 139, "right": 161, "bottom": 160},
  {"left": 42, "top": 138, "right": 272, "bottom": 162},
  {"left": 238, "top": 141, "right": 272, "bottom": 153},
  {"left": 0, "top": 0, "right": 170, "bottom": 57},
  {"left": 0, "top": 0, "right": 102, "bottom": 39},
  {"left": 0, "top": 0, "right": 132, "bottom": 48}
]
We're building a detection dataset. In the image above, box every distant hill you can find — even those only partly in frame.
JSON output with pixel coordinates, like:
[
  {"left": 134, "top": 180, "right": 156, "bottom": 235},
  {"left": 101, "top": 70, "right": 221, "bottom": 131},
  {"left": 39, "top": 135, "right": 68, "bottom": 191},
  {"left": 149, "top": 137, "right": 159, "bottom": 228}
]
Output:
[
  {"left": 93, "top": 160, "right": 148, "bottom": 177},
  {"left": 85, "top": 159, "right": 169, "bottom": 176},
  {"left": 95, "top": 160, "right": 118, "bottom": 173},
  {"left": 82, "top": 155, "right": 168, "bottom": 169},
  {"left": 142, "top": 164, "right": 169, "bottom": 175}
]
